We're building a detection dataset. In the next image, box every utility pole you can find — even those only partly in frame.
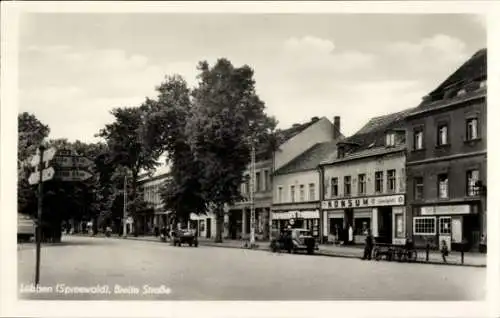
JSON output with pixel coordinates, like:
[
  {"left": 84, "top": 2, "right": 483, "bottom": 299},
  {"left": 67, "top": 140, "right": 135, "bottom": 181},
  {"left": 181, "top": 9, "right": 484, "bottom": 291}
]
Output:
[
  {"left": 123, "top": 174, "right": 128, "bottom": 237},
  {"left": 250, "top": 141, "right": 256, "bottom": 247},
  {"left": 35, "top": 145, "right": 45, "bottom": 286}
]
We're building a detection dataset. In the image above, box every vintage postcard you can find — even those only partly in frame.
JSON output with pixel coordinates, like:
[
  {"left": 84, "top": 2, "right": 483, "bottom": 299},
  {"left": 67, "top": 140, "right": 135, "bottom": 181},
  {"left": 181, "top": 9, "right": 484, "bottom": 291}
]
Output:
[{"left": 1, "top": 1, "right": 499, "bottom": 318}]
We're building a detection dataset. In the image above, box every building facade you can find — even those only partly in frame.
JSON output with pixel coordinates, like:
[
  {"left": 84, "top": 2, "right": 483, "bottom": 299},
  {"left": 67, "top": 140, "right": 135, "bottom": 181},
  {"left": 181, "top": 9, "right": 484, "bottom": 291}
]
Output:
[
  {"left": 136, "top": 172, "right": 171, "bottom": 234},
  {"left": 227, "top": 159, "right": 273, "bottom": 240},
  {"left": 405, "top": 49, "right": 487, "bottom": 252},
  {"left": 270, "top": 116, "right": 342, "bottom": 239},
  {"left": 320, "top": 110, "right": 413, "bottom": 245}
]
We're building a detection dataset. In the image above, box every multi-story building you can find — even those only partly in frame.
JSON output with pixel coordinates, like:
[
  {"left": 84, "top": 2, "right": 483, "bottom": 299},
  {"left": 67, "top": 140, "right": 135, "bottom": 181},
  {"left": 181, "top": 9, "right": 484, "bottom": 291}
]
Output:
[
  {"left": 225, "top": 116, "right": 337, "bottom": 240},
  {"left": 136, "top": 171, "right": 171, "bottom": 234},
  {"left": 320, "top": 109, "right": 413, "bottom": 245},
  {"left": 271, "top": 116, "right": 342, "bottom": 239},
  {"left": 405, "top": 48, "right": 487, "bottom": 252}
]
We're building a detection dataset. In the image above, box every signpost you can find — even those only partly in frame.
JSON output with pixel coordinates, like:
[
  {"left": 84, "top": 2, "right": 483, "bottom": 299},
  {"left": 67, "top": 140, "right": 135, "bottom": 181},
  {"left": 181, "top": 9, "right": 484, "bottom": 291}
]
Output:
[
  {"left": 27, "top": 147, "right": 94, "bottom": 286},
  {"left": 28, "top": 145, "right": 56, "bottom": 286}
]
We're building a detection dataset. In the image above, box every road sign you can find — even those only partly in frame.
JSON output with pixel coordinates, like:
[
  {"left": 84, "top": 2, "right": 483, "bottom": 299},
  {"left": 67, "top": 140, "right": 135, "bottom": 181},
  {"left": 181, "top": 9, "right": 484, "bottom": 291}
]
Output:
[
  {"left": 30, "top": 147, "right": 57, "bottom": 167},
  {"left": 55, "top": 169, "right": 93, "bottom": 182},
  {"left": 53, "top": 155, "right": 93, "bottom": 168},
  {"left": 28, "top": 167, "right": 55, "bottom": 185}
]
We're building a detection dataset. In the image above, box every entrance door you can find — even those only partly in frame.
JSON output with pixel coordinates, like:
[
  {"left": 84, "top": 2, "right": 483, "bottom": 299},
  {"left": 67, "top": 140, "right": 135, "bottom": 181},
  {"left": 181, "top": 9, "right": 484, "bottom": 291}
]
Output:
[
  {"left": 206, "top": 219, "right": 212, "bottom": 239},
  {"left": 378, "top": 207, "right": 393, "bottom": 244}
]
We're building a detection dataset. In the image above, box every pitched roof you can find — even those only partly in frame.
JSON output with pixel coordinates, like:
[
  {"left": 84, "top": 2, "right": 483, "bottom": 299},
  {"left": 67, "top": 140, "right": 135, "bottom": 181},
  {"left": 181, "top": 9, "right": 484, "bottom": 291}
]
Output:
[
  {"left": 254, "top": 116, "right": 325, "bottom": 161},
  {"left": 409, "top": 48, "right": 487, "bottom": 116},
  {"left": 275, "top": 141, "right": 338, "bottom": 175},
  {"left": 427, "top": 48, "right": 486, "bottom": 98},
  {"left": 342, "top": 108, "right": 415, "bottom": 149}
]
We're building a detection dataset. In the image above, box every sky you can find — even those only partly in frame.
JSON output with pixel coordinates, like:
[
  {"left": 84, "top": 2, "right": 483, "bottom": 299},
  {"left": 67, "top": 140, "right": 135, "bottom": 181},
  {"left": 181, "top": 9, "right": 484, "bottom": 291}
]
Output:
[{"left": 18, "top": 13, "right": 486, "bottom": 144}]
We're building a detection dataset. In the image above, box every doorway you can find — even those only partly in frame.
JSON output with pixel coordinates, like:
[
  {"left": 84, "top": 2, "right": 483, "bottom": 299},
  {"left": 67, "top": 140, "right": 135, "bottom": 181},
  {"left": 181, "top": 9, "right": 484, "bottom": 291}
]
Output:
[
  {"left": 378, "top": 207, "right": 393, "bottom": 244},
  {"left": 206, "top": 218, "right": 212, "bottom": 239}
]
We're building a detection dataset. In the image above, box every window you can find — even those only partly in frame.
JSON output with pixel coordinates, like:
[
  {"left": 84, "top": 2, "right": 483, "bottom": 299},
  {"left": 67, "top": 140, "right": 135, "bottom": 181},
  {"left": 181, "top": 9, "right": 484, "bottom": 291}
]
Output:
[
  {"left": 395, "top": 214, "right": 405, "bottom": 238},
  {"left": 290, "top": 185, "right": 295, "bottom": 203},
  {"left": 344, "top": 176, "right": 351, "bottom": 197},
  {"left": 278, "top": 186, "right": 283, "bottom": 203},
  {"left": 387, "top": 170, "right": 396, "bottom": 193},
  {"left": 413, "top": 217, "right": 436, "bottom": 235},
  {"left": 354, "top": 218, "right": 371, "bottom": 236},
  {"left": 386, "top": 133, "right": 395, "bottom": 147},
  {"left": 331, "top": 178, "right": 338, "bottom": 197},
  {"left": 299, "top": 185, "right": 305, "bottom": 201},
  {"left": 439, "top": 217, "right": 451, "bottom": 235},
  {"left": 414, "top": 177, "right": 424, "bottom": 200},
  {"left": 308, "top": 183, "right": 315, "bottom": 201},
  {"left": 375, "top": 171, "right": 384, "bottom": 193},
  {"left": 480, "top": 80, "right": 487, "bottom": 89},
  {"left": 438, "top": 174, "right": 449, "bottom": 199},
  {"left": 255, "top": 172, "right": 261, "bottom": 192},
  {"left": 466, "top": 118, "right": 479, "bottom": 140},
  {"left": 457, "top": 88, "right": 467, "bottom": 97},
  {"left": 437, "top": 124, "right": 448, "bottom": 146},
  {"left": 264, "top": 170, "right": 269, "bottom": 191},
  {"left": 414, "top": 129, "right": 424, "bottom": 150},
  {"left": 467, "top": 170, "right": 480, "bottom": 196},
  {"left": 245, "top": 175, "right": 250, "bottom": 195},
  {"left": 337, "top": 147, "right": 345, "bottom": 159},
  {"left": 358, "top": 174, "right": 366, "bottom": 195}
]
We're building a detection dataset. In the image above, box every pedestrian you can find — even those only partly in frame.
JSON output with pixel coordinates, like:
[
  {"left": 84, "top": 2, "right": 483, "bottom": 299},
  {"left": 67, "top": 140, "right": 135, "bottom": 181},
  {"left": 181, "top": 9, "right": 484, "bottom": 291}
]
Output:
[
  {"left": 440, "top": 239, "right": 449, "bottom": 263},
  {"left": 348, "top": 224, "right": 354, "bottom": 245},
  {"left": 362, "top": 229, "right": 374, "bottom": 260}
]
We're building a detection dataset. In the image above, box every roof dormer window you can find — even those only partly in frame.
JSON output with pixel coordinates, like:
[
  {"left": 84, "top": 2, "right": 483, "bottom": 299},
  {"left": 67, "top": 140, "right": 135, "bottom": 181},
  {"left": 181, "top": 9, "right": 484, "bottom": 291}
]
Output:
[
  {"left": 386, "top": 132, "right": 395, "bottom": 147},
  {"left": 456, "top": 88, "right": 467, "bottom": 97}
]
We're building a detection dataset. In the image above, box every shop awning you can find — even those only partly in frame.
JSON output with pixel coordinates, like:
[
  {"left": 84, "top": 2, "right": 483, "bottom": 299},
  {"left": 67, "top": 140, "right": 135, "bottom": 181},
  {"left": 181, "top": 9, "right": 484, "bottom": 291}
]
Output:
[{"left": 271, "top": 210, "right": 319, "bottom": 220}]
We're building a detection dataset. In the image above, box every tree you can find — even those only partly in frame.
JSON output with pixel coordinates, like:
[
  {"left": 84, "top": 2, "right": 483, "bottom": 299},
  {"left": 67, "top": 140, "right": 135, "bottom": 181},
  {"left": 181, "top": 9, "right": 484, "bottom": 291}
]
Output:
[
  {"left": 142, "top": 75, "right": 206, "bottom": 225},
  {"left": 97, "top": 103, "right": 163, "bottom": 233},
  {"left": 186, "top": 59, "right": 277, "bottom": 242},
  {"left": 17, "top": 112, "right": 50, "bottom": 215}
]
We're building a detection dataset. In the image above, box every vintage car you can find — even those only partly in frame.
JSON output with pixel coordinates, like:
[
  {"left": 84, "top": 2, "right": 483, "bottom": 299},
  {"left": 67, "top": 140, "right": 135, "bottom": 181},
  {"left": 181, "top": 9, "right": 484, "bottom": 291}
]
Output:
[
  {"left": 271, "top": 228, "right": 319, "bottom": 254},
  {"left": 172, "top": 229, "right": 199, "bottom": 247},
  {"left": 18, "top": 214, "right": 35, "bottom": 243}
]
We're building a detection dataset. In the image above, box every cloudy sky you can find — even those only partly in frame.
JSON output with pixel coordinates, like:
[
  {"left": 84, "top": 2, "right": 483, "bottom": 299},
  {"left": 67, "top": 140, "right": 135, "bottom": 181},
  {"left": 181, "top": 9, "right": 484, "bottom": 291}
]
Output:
[{"left": 19, "top": 13, "right": 486, "bottom": 143}]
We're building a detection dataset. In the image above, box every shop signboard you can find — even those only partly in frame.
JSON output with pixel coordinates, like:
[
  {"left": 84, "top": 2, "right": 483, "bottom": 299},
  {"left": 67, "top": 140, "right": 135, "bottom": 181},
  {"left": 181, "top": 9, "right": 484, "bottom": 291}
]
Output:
[
  {"left": 321, "top": 194, "right": 404, "bottom": 210},
  {"left": 421, "top": 205, "right": 470, "bottom": 216}
]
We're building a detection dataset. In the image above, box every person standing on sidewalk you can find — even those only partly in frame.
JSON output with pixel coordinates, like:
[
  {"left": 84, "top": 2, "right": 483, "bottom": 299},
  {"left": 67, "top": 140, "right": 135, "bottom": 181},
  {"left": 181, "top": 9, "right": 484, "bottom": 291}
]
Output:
[
  {"left": 440, "top": 239, "right": 449, "bottom": 263},
  {"left": 362, "top": 229, "right": 374, "bottom": 260}
]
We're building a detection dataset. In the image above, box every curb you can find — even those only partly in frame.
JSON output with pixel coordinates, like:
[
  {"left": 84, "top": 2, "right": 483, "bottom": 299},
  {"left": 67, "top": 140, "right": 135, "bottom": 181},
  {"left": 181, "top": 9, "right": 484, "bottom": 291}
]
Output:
[
  {"left": 199, "top": 242, "right": 486, "bottom": 268},
  {"left": 70, "top": 235, "right": 486, "bottom": 268}
]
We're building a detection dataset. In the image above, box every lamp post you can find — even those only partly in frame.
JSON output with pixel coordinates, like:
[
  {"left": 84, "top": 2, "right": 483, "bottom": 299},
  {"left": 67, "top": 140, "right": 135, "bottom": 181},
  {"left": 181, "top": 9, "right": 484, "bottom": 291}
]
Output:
[{"left": 249, "top": 141, "right": 256, "bottom": 248}]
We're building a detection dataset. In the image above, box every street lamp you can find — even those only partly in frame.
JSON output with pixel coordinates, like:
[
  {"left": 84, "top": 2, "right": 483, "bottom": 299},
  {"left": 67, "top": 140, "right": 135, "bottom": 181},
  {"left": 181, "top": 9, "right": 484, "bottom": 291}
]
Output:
[{"left": 249, "top": 139, "right": 256, "bottom": 248}]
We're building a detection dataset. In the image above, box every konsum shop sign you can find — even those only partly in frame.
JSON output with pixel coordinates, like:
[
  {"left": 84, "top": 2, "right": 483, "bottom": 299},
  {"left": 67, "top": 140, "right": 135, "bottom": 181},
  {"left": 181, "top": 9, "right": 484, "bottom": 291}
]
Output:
[{"left": 321, "top": 194, "right": 405, "bottom": 210}]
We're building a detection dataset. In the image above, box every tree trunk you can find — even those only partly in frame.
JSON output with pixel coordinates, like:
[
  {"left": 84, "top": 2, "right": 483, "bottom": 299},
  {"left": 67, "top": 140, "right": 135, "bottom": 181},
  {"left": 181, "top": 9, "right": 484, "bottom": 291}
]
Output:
[
  {"left": 215, "top": 203, "right": 224, "bottom": 243},
  {"left": 131, "top": 170, "right": 139, "bottom": 237}
]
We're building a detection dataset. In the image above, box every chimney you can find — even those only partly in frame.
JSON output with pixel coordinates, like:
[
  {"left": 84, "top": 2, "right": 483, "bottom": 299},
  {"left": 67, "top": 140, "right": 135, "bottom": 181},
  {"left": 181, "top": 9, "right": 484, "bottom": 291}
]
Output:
[{"left": 333, "top": 116, "right": 341, "bottom": 140}]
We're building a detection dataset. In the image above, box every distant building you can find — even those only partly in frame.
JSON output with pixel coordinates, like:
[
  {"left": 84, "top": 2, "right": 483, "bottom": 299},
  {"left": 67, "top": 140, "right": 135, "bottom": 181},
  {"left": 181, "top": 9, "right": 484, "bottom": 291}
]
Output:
[
  {"left": 320, "top": 109, "right": 413, "bottom": 245},
  {"left": 225, "top": 116, "right": 341, "bottom": 240},
  {"left": 405, "top": 48, "right": 487, "bottom": 251},
  {"left": 136, "top": 170, "right": 171, "bottom": 234}
]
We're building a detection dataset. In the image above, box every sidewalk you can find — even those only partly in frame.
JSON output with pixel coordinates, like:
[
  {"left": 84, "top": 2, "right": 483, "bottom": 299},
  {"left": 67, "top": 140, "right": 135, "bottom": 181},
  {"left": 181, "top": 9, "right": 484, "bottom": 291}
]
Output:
[{"left": 91, "top": 234, "right": 486, "bottom": 268}]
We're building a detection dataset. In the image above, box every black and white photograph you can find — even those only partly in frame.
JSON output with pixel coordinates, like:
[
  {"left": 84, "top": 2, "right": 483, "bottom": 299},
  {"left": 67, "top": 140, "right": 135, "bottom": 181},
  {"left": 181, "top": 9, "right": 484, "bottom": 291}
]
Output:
[{"left": 1, "top": 1, "right": 499, "bottom": 318}]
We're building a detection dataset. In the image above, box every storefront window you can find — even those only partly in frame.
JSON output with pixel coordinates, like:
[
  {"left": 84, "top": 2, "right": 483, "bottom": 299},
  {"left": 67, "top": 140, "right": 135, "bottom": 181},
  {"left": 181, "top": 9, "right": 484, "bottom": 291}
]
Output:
[
  {"left": 354, "top": 218, "right": 371, "bottom": 236},
  {"left": 395, "top": 214, "right": 405, "bottom": 238},
  {"left": 413, "top": 217, "right": 436, "bottom": 235}
]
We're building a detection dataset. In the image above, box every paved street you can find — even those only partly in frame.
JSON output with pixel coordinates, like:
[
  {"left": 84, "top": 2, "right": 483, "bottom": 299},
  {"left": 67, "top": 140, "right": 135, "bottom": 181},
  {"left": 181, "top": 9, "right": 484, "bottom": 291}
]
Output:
[{"left": 18, "top": 236, "right": 485, "bottom": 301}]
